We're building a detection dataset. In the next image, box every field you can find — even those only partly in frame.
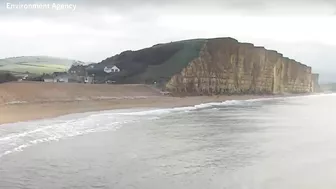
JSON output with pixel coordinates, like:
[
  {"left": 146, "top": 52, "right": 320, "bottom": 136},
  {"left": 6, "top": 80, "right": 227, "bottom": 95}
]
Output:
[{"left": 0, "top": 56, "right": 77, "bottom": 75}]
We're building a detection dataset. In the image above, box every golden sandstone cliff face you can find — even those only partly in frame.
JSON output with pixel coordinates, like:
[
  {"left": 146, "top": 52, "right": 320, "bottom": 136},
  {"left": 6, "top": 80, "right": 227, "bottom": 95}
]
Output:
[{"left": 166, "top": 38, "right": 318, "bottom": 95}]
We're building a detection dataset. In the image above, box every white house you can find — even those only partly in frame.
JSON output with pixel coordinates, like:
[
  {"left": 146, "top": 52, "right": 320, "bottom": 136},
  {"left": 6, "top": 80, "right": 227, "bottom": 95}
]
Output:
[
  {"left": 104, "top": 65, "right": 120, "bottom": 73},
  {"left": 54, "top": 75, "right": 69, "bottom": 83},
  {"left": 43, "top": 78, "right": 54, "bottom": 82},
  {"left": 111, "top": 65, "right": 120, "bottom": 72},
  {"left": 84, "top": 76, "right": 94, "bottom": 84},
  {"left": 42, "top": 75, "right": 54, "bottom": 82}
]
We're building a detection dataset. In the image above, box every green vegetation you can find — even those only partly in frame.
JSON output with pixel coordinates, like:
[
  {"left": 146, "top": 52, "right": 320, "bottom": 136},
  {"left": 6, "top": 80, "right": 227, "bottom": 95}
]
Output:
[
  {"left": 94, "top": 39, "right": 207, "bottom": 84},
  {"left": 0, "top": 56, "right": 76, "bottom": 75},
  {"left": 134, "top": 39, "right": 206, "bottom": 82},
  {"left": 0, "top": 72, "right": 17, "bottom": 83}
]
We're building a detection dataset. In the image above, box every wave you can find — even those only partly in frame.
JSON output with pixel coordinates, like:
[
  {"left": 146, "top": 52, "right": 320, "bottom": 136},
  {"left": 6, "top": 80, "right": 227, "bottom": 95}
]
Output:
[
  {"left": 115, "top": 94, "right": 333, "bottom": 117},
  {"left": 0, "top": 93, "right": 330, "bottom": 158},
  {"left": 0, "top": 121, "right": 125, "bottom": 158},
  {"left": 115, "top": 98, "right": 267, "bottom": 116},
  {"left": 0, "top": 112, "right": 158, "bottom": 158}
]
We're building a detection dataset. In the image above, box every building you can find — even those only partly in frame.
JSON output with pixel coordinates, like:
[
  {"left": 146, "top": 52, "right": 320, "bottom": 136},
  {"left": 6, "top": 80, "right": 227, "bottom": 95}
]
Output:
[
  {"left": 84, "top": 76, "right": 94, "bottom": 84},
  {"left": 42, "top": 74, "right": 54, "bottom": 82},
  {"left": 17, "top": 74, "right": 29, "bottom": 82},
  {"left": 111, "top": 66, "right": 120, "bottom": 72},
  {"left": 42, "top": 72, "right": 72, "bottom": 83},
  {"left": 104, "top": 65, "right": 120, "bottom": 73},
  {"left": 68, "top": 65, "right": 87, "bottom": 76},
  {"left": 52, "top": 72, "right": 69, "bottom": 83},
  {"left": 54, "top": 75, "right": 69, "bottom": 83},
  {"left": 43, "top": 78, "right": 54, "bottom": 82}
]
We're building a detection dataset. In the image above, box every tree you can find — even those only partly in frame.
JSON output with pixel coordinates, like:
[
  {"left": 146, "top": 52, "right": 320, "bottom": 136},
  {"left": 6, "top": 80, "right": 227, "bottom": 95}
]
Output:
[{"left": 0, "top": 72, "right": 17, "bottom": 83}]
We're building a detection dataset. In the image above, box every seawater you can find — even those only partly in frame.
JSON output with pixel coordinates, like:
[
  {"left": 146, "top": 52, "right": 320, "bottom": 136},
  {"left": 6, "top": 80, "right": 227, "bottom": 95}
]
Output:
[{"left": 0, "top": 94, "right": 335, "bottom": 189}]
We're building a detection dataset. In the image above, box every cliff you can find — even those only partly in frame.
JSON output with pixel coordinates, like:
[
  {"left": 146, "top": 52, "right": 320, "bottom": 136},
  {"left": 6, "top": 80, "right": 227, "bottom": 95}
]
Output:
[
  {"left": 166, "top": 38, "right": 315, "bottom": 95},
  {"left": 93, "top": 37, "right": 318, "bottom": 95},
  {"left": 311, "top": 73, "right": 321, "bottom": 92}
]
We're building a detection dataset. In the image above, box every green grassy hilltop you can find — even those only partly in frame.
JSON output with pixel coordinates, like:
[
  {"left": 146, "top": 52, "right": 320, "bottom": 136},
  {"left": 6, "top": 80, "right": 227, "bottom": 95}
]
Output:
[
  {"left": 0, "top": 56, "right": 78, "bottom": 76},
  {"left": 90, "top": 39, "right": 207, "bottom": 84}
]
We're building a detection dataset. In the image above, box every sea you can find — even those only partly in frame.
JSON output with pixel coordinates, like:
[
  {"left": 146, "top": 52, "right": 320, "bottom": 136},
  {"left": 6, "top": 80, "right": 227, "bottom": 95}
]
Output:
[{"left": 0, "top": 94, "right": 335, "bottom": 189}]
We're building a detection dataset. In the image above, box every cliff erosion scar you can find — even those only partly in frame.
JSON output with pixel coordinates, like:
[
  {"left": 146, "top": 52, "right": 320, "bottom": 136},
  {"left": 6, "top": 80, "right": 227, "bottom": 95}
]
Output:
[{"left": 166, "top": 38, "right": 318, "bottom": 95}]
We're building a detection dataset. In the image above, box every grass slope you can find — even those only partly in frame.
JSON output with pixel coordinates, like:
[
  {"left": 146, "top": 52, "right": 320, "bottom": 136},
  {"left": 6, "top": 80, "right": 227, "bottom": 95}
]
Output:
[
  {"left": 133, "top": 39, "right": 206, "bottom": 82},
  {"left": 94, "top": 39, "right": 206, "bottom": 84},
  {"left": 0, "top": 56, "right": 77, "bottom": 75}
]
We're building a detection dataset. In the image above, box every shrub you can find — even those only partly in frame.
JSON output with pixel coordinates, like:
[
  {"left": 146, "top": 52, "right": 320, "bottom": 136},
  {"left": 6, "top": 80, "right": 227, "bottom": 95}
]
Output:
[{"left": 0, "top": 72, "right": 17, "bottom": 83}]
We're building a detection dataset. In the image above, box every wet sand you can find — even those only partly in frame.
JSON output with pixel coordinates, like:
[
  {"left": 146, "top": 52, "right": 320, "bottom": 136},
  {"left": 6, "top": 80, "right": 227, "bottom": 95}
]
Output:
[
  {"left": 0, "top": 82, "right": 282, "bottom": 125},
  {"left": 0, "top": 95, "right": 271, "bottom": 125}
]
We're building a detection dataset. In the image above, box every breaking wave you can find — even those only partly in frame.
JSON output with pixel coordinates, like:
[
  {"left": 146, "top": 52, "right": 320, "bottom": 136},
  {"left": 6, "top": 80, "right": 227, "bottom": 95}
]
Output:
[
  {"left": 0, "top": 112, "right": 158, "bottom": 158},
  {"left": 0, "top": 94, "right": 329, "bottom": 158}
]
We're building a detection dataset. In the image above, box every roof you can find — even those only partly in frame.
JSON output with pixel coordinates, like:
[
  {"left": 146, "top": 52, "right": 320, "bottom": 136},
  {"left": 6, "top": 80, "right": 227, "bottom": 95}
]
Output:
[
  {"left": 52, "top": 72, "right": 68, "bottom": 77},
  {"left": 54, "top": 74, "right": 70, "bottom": 79},
  {"left": 42, "top": 75, "right": 53, "bottom": 79},
  {"left": 104, "top": 66, "right": 120, "bottom": 73}
]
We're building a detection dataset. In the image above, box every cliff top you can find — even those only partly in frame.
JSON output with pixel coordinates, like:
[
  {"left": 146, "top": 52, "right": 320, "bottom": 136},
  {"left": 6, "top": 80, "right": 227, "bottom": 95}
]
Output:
[{"left": 89, "top": 37, "right": 312, "bottom": 85}]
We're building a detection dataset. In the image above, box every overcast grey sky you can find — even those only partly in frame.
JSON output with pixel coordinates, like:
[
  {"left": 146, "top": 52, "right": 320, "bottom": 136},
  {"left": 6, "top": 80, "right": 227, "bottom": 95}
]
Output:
[{"left": 1, "top": 0, "right": 336, "bottom": 82}]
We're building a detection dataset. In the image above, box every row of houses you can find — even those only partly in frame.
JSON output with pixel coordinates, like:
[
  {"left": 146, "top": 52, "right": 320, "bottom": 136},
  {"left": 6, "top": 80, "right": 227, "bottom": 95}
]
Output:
[{"left": 42, "top": 65, "right": 121, "bottom": 84}]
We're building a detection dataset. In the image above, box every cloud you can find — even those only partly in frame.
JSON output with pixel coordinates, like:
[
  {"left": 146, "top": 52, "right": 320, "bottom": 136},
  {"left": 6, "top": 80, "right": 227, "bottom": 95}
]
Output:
[
  {"left": 1, "top": 0, "right": 335, "bottom": 16},
  {"left": 0, "top": 0, "right": 336, "bottom": 82}
]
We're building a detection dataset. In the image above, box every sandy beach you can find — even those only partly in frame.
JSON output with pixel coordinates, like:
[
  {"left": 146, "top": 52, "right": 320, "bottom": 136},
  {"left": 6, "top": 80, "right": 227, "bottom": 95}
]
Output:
[{"left": 0, "top": 82, "right": 278, "bottom": 125}]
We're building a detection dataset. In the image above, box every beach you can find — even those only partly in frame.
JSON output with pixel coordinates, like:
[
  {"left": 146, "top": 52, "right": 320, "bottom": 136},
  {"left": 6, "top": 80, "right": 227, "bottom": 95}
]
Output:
[
  {"left": 1, "top": 82, "right": 334, "bottom": 189},
  {"left": 0, "top": 82, "right": 271, "bottom": 125},
  {"left": 1, "top": 92, "right": 334, "bottom": 189}
]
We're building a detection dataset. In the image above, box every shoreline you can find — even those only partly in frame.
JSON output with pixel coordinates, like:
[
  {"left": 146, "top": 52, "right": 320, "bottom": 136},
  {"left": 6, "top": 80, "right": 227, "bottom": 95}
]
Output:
[
  {"left": 0, "top": 82, "right": 317, "bottom": 125},
  {"left": 1, "top": 95, "right": 279, "bottom": 125}
]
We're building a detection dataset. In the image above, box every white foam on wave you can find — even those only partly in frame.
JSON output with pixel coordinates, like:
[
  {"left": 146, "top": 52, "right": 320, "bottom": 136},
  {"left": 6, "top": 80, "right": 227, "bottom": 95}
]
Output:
[
  {"left": 0, "top": 121, "right": 126, "bottom": 158},
  {"left": 0, "top": 98, "right": 256, "bottom": 158},
  {"left": 114, "top": 94, "right": 325, "bottom": 117},
  {"left": 116, "top": 99, "right": 261, "bottom": 116},
  {"left": 0, "top": 94, "right": 325, "bottom": 158},
  {"left": 0, "top": 111, "right": 159, "bottom": 158}
]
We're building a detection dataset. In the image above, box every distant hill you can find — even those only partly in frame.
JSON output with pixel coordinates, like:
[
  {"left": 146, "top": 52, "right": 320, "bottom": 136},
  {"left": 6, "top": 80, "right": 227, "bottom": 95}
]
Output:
[{"left": 0, "top": 56, "right": 89, "bottom": 75}]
